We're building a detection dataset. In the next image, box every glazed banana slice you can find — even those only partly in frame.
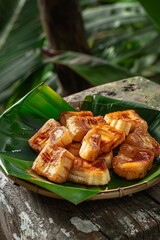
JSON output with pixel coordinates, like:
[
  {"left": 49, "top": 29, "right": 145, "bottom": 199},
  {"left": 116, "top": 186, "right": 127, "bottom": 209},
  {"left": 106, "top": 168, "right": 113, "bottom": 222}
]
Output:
[
  {"left": 93, "top": 124, "right": 125, "bottom": 153},
  {"left": 112, "top": 143, "right": 154, "bottom": 180},
  {"left": 104, "top": 110, "right": 148, "bottom": 132},
  {"left": 97, "top": 151, "right": 113, "bottom": 169},
  {"left": 66, "top": 115, "right": 106, "bottom": 142},
  {"left": 66, "top": 142, "right": 81, "bottom": 157},
  {"left": 68, "top": 157, "right": 110, "bottom": 186},
  {"left": 110, "top": 119, "right": 131, "bottom": 136},
  {"left": 49, "top": 126, "right": 73, "bottom": 148},
  {"left": 32, "top": 145, "right": 75, "bottom": 183},
  {"left": 125, "top": 127, "right": 160, "bottom": 157},
  {"left": 79, "top": 129, "right": 101, "bottom": 161},
  {"left": 60, "top": 111, "right": 93, "bottom": 126},
  {"left": 28, "top": 119, "right": 60, "bottom": 152}
]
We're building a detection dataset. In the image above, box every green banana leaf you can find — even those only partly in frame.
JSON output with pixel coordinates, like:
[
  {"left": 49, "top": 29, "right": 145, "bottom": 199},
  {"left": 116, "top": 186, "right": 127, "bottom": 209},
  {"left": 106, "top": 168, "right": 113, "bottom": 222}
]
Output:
[
  {"left": 0, "top": 83, "right": 160, "bottom": 204},
  {"left": 0, "top": 0, "right": 43, "bottom": 103},
  {"left": 50, "top": 51, "right": 130, "bottom": 86},
  {"left": 138, "top": 0, "right": 160, "bottom": 30},
  {"left": 0, "top": 83, "right": 102, "bottom": 204},
  {"left": 83, "top": 2, "right": 147, "bottom": 35}
]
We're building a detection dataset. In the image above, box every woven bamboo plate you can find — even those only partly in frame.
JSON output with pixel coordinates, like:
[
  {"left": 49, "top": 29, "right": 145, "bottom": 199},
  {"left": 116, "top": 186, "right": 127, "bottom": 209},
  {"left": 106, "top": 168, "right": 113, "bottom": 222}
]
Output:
[{"left": 9, "top": 175, "right": 160, "bottom": 201}]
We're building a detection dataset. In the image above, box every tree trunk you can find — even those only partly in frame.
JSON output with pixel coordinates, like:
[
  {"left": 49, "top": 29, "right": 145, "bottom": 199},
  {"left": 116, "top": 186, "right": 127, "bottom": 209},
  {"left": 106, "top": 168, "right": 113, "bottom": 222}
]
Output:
[{"left": 37, "top": 0, "right": 91, "bottom": 95}]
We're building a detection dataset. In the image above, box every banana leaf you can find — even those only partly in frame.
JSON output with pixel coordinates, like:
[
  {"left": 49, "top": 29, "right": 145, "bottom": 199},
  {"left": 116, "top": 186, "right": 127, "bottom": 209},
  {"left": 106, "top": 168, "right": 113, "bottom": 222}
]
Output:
[
  {"left": 83, "top": 2, "right": 147, "bottom": 35},
  {"left": 0, "top": 83, "right": 160, "bottom": 204},
  {"left": 0, "top": 83, "right": 101, "bottom": 204},
  {"left": 138, "top": 0, "right": 160, "bottom": 30},
  {"left": 50, "top": 51, "right": 130, "bottom": 85}
]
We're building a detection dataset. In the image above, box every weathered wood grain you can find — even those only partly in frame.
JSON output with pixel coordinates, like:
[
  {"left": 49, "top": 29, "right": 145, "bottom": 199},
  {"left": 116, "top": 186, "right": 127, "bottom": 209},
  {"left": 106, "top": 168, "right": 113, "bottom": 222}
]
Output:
[
  {"left": 78, "top": 193, "right": 160, "bottom": 240},
  {"left": 0, "top": 173, "right": 108, "bottom": 240},
  {"left": 1, "top": 175, "right": 160, "bottom": 240},
  {"left": 146, "top": 184, "right": 160, "bottom": 204}
]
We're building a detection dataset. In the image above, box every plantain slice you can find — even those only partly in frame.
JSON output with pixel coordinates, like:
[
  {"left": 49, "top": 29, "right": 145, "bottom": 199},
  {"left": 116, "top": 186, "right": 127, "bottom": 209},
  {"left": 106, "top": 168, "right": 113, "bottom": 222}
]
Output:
[
  {"left": 28, "top": 119, "right": 60, "bottom": 152},
  {"left": 66, "top": 142, "right": 81, "bottom": 157},
  {"left": 93, "top": 124, "right": 125, "bottom": 153},
  {"left": 79, "top": 128, "right": 101, "bottom": 161},
  {"left": 49, "top": 126, "right": 73, "bottom": 148},
  {"left": 60, "top": 110, "right": 93, "bottom": 126},
  {"left": 66, "top": 115, "right": 106, "bottom": 142},
  {"left": 68, "top": 157, "right": 110, "bottom": 186},
  {"left": 125, "top": 127, "right": 160, "bottom": 157},
  {"left": 110, "top": 119, "right": 131, "bottom": 136},
  {"left": 112, "top": 143, "right": 154, "bottom": 180},
  {"left": 32, "top": 145, "right": 75, "bottom": 183},
  {"left": 104, "top": 109, "right": 148, "bottom": 132},
  {"left": 97, "top": 151, "right": 113, "bottom": 169}
]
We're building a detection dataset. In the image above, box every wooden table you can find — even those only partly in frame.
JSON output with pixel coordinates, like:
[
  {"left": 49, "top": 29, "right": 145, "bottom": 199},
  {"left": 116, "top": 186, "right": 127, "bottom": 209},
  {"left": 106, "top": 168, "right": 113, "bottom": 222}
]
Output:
[{"left": 0, "top": 76, "right": 160, "bottom": 240}]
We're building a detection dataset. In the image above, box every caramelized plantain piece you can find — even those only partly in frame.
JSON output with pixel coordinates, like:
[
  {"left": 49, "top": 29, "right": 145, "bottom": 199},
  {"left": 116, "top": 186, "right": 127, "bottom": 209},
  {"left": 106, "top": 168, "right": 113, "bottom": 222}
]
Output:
[
  {"left": 79, "top": 128, "right": 101, "bottom": 161},
  {"left": 66, "top": 142, "right": 81, "bottom": 157},
  {"left": 66, "top": 115, "right": 106, "bottom": 142},
  {"left": 97, "top": 151, "right": 113, "bottom": 169},
  {"left": 68, "top": 157, "right": 110, "bottom": 186},
  {"left": 93, "top": 124, "right": 125, "bottom": 153},
  {"left": 60, "top": 110, "right": 93, "bottom": 126},
  {"left": 110, "top": 119, "right": 131, "bottom": 136},
  {"left": 112, "top": 143, "right": 154, "bottom": 180},
  {"left": 125, "top": 127, "right": 160, "bottom": 157},
  {"left": 32, "top": 145, "right": 75, "bottom": 183},
  {"left": 104, "top": 110, "right": 148, "bottom": 132},
  {"left": 28, "top": 119, "right": 60, "bottom": 152},
  {"left": 49, "top": 126, "right": 73, "bottom": 148}
]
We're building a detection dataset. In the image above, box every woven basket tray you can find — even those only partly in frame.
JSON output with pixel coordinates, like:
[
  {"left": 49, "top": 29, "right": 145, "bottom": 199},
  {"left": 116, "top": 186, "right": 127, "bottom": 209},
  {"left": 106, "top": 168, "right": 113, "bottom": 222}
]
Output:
[{"left": 9, "top": 175, "right": 160, "bottom": 201}]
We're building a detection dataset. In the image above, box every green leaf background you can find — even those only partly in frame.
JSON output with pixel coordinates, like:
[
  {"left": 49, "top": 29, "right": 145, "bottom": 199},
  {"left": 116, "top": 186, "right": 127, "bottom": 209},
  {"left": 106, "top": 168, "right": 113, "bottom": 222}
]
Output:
[
  {"left": 0, "top": 84, "right": 160, "bottom": 204},
  {"left": 1, "top": 0, "right": 160, "bottom": 107},
  {"left": 50, "top": 51, "right": 130, "bottom": 86}
]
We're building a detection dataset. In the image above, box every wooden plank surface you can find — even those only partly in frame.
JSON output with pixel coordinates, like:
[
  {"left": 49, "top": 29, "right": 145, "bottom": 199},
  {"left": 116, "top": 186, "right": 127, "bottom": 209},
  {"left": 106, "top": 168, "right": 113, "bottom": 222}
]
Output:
[
  {"left": 79, "top": 193, "right": 160, "bottom": 240},
  {"left": 0, "top": 76, "right": 160, "bottom": 240},
  {"left": 1, "top": 175, "right": 160, "bottom": 240}
]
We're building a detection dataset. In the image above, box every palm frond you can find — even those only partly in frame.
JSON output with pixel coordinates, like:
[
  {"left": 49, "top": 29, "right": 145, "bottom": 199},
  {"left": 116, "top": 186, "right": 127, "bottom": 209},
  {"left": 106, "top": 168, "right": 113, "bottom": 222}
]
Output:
[{"left": 0, "top": 0, "right": 43, "bottom": 103}]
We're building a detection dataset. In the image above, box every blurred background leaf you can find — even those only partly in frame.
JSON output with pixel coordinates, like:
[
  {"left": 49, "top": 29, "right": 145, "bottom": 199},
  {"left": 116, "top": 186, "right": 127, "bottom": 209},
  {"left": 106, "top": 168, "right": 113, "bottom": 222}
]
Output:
[
  {"left": 138, "top": 0, "right": 160, "bottom": 30},
  {"left": 0, "top": 0, "right": 160, "bottom": 112},
  {"left": 0, "top": 0, "right": 57, "bottom": 108},
  {"left": 49, "top": 51, "right": 130, "bottom": 85}
]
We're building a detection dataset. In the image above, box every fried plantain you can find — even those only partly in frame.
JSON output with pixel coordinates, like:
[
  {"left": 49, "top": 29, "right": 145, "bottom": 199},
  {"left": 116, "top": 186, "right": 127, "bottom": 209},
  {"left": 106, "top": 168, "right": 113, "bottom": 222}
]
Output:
[
  {"left": 32, "top": 145, "right": 75, "bottom": 183},
  {"left": 104, "top": 109, "right": 148, "bottom": 132},
  {"left": 112, "top": 143, "right": 154, "bottom": 180},
  {"left": 97, "top": 151, "right": 113, "bottom": 169},
  {"left": 60, "top": 110, "right": 93, "bottom": 126},
  {"left": 68, "top": 157, "right": 110, "bottom": 186},
  {"left": 79, "top": 128, "right": 101, "bottom": 161},
  {"left": 93, "top": 124, "right": 125, "bottom": 153},
  {"left": 49, "top": 126, "right": 73, "bottom": 148},
  {"left": 66, "top": 115, "right": 106, "bottom": 142},
  {"left": 28, "top": 119, "right": 60, "bottom": 152},
  {"left": 125, "top": 127, "right": 160, "bottom": 157},
  {"left": 66, "top": 142, "right": 81, "bottom": 157}
]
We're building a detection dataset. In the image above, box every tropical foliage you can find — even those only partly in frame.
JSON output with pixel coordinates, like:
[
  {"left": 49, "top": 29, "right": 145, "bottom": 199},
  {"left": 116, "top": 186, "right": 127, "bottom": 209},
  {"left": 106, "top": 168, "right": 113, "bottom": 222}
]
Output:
[{"left": 0, "top": 0, "right": 160, "bottom": 110}]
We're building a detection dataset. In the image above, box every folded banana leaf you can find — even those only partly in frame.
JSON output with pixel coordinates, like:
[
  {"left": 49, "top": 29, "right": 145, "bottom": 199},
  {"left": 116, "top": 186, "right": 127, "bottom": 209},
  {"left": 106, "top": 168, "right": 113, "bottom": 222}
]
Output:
[{"left": 0, "top": 83, "right": 160, "bottom": 204}]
